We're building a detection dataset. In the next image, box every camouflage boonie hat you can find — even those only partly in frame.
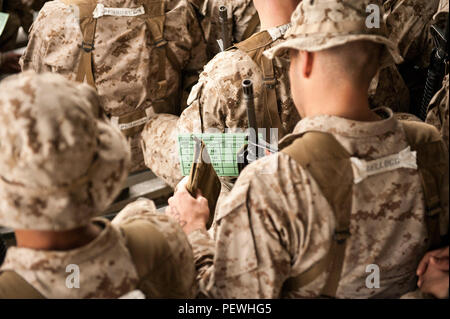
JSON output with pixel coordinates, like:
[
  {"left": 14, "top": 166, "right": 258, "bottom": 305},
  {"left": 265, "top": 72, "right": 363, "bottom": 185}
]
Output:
[
  {"left": 265, "top": 0, "right": 403, "bottom": 67},
  {"left": 0, "top": 71, "right": 131, "bottom": 231}
]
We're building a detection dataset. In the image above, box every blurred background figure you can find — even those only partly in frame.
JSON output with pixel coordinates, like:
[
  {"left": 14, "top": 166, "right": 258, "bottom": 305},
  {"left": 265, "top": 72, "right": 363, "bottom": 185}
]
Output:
[
  {"left": 0, "top": 0, "right": 47, "bottom": 77},
  {"left": 189, "top": 0, "right": 260, "bottom": 59}
]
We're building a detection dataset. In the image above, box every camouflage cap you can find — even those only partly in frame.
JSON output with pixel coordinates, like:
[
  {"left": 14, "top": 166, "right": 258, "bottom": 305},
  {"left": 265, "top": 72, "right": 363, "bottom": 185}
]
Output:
[
  {"left": 265, "top": 0, "right": 403, "bottom": 67},
  {"left": 0, "top": 71, "right": 131, "bottom": 231}
]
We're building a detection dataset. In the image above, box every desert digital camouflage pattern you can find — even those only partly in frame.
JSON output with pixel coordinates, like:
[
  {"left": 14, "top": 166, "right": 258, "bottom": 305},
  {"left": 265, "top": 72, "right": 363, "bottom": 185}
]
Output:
[
  {"left": 189, "top": 0, "right": 259, "bottom": 59},
  {"left": 426, "top": 74, "right": 449, "bottom": 150},
  {"left": 188, "top": 108, "right": 449, "bottom": 298},
  {"left": 0, "top": 71, "right": 130, "bottom": 231},
  {"left": 20, "top": 0, "right": 207, "bottom": 171},
  {"left": 369, "top": 0, "right": 440, "bottom": 112},
  {"left": 184, "top": 0, "right": 449, "bottom": 299},
  {"left": 0, "top": 199, "right": 196, "bottom": 298},
  {"left": 264, "top": 1, "right": 403, "bottom": 64},
  {"left": 142, "top": 27, "right": 300, "bottom": 189}
]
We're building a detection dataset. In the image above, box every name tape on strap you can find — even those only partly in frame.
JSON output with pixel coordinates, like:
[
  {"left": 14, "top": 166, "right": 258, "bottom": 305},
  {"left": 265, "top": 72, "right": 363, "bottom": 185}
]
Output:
[
  {"left": 350, "top": 147, "right": 418, "bottom": 184},
  {"left": 93, "top": 4, "right": 145, "bottom": 18},
  {"left": 267, "top": 23, "right": 292, "bottom": 41},
  {"left": 118, "top": 117, "right": 148, "bottom": 131}
]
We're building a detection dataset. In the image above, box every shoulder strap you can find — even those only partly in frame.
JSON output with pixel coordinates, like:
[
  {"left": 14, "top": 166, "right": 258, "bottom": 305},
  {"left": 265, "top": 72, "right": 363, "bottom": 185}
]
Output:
[
  {"left": 144, "top": 0, "right": 181, "bottom": 114},
  {"left": 401, "top": 120, "right": 446, "bottom": 249},
  {"left": 281, "top": 132, "right": 353, "bottom": 298},
  {"left": 233, "top": 30, "right": 273, "bottom": 59},
  {"left": 234, "top": 31, "right": 285, "bottom": 137},
  {"left": 60, "top": 0, "right": 97, "bottom": 87},
  {"left": 120, "top": 220, "right": 170, "bottom": 281},
  {"left": 241, "top": 12, "right": 260, "bottom": 41},
  {"left": 0, "top": 271, "right": 45, "bottom": 299},
  {"left": 120, "top": 219, "right": 190, "bottom": 298}
]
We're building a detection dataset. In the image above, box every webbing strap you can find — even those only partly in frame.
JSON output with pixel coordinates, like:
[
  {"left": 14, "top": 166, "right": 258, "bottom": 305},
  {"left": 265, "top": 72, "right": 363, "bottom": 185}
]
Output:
[
  {"left": 261, "top": 55, "right": 285, "bottom": 137},
  {"left": 78, "top": 16, "right": 97, "bottom": 86},
  {"left": 60, "top": 0, "right": 97, "bottom": 87},
  {"left": 241, "top": 12, "right": 260, "bottom": 41},
  {"left": 120, "top": 219, "right": 190, "bottom": 298},
  {"left": 401, "top": 120, "right": 445, "bottom": 249},
  {"left": 281, "top": 132, "right": 353, "bottom": 298},
  {"left": 234, "top": 31, "right": 285, "bottom": 137},
  {"left": 0, "top": 271, "right": 45, "bottom": 299},
  {"left": 117, "top": 109, "right": 148, "bottom": 137},
  {"left": 145, "top": 0, "right": 181, "bottom": 114}
]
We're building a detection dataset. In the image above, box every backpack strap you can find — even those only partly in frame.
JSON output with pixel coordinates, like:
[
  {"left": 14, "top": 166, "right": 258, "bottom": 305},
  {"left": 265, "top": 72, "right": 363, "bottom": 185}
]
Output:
[
  {"left": 120, "top": 219, "right": 189, "bottom": 298},
  {"left": 281, "top": 123, "right": 447, "bottom": 296},
  {"left": 144, "top": 0, "right": 181, "bottom": 114},
  {"left": 260, "top": 55, "right": 285, "bottom": 137},
  {"left": 0, "top": 271, "right": 45, "bottom": 299},
  {"left": 60, "top": 0, "right": 97, "bottom": 87},
  {"left": 281, "top": 131, "right": 354, "bottom": 298},
  {"left": 241, "top": 12, "right": 260, "bottom": 41},
  {"left": 234, "top": 31, "right": 285, "bottom": 137},
  {"left": 401, "top": 120, "right": 446, "bottom": 249}
]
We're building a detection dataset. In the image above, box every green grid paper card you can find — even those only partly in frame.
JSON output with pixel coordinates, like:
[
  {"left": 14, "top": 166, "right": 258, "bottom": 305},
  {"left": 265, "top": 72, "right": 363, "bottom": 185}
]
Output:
[
  {"left": 178, "top": 133, "right": 248, "bottom": 177},
  {"left": 0, "top": 12, "right": 9, "bottom": 37}
]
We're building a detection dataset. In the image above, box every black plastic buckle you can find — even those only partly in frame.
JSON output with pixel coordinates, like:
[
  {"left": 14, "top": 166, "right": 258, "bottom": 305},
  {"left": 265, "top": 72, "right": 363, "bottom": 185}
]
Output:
[
  {"left": 79, "top": 41, "right": 95, "bottom": 53},
  {"left": 333, "top": 229, "right": 351, "bottom": 244}
]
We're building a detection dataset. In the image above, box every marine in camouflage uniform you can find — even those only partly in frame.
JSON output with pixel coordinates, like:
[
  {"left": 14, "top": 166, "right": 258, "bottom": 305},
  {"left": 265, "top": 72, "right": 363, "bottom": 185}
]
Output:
[
  {"left": 20, "top": 0, "right": 207, "bottom": 172},
  {"left": 167, "top": 0, "right": 449, "bottom": 299},
  {"left": 142, "top": 1, "right": 300, "bottom": 190},
  {"left": 188, "top": 0, "right": 260, "bottom": 59},
  {"left": 0, "top": 71, "right": 195, "bottom": 299},
  {"left": 369, "top": 0, "right": 440, "bottom": 113},
  {"left": 425, "top": 0, "right": 449, "bottom": 150}
]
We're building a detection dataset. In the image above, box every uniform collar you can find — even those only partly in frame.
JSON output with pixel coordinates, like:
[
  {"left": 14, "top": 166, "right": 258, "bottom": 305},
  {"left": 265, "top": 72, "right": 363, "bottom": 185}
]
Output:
[{"left": 290, "top": 107, "right": 396, "bottom": 138}]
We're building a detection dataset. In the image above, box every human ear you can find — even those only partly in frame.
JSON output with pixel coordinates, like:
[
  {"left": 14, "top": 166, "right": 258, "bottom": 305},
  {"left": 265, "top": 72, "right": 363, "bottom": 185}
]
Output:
[{"left": 300, "top": 51, "right": 314, "bottom": 78}]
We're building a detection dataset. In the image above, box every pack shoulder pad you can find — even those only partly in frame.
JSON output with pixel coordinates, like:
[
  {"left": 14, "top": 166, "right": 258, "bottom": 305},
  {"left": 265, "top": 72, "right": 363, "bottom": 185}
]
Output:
[{"left": 0, "top": 271, "right": 45, "bottom": 299}]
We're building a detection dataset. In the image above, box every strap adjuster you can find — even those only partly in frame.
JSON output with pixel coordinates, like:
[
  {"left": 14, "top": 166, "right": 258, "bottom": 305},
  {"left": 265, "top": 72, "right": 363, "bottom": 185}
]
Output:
[
  {"left": 154, "top": 39, "right": 168, "bottom": 48},
  {"left": 333, "top": 229, "right": 351, "bottom": 244},
  {"left": 264, "top": 77, "right": 277, "bottom": 89},
  {"left": 79, "top": 41, "right": 95, "bottom": 52}
]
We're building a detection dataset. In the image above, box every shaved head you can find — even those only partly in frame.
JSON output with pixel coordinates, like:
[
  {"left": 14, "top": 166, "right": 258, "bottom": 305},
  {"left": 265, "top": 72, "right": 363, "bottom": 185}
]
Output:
[
  {"left": 317, "top": 41, "right": 383, "bottom": 86},
  {"left": 289, "top": 40, "right": 384, "bottom": 120}
]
